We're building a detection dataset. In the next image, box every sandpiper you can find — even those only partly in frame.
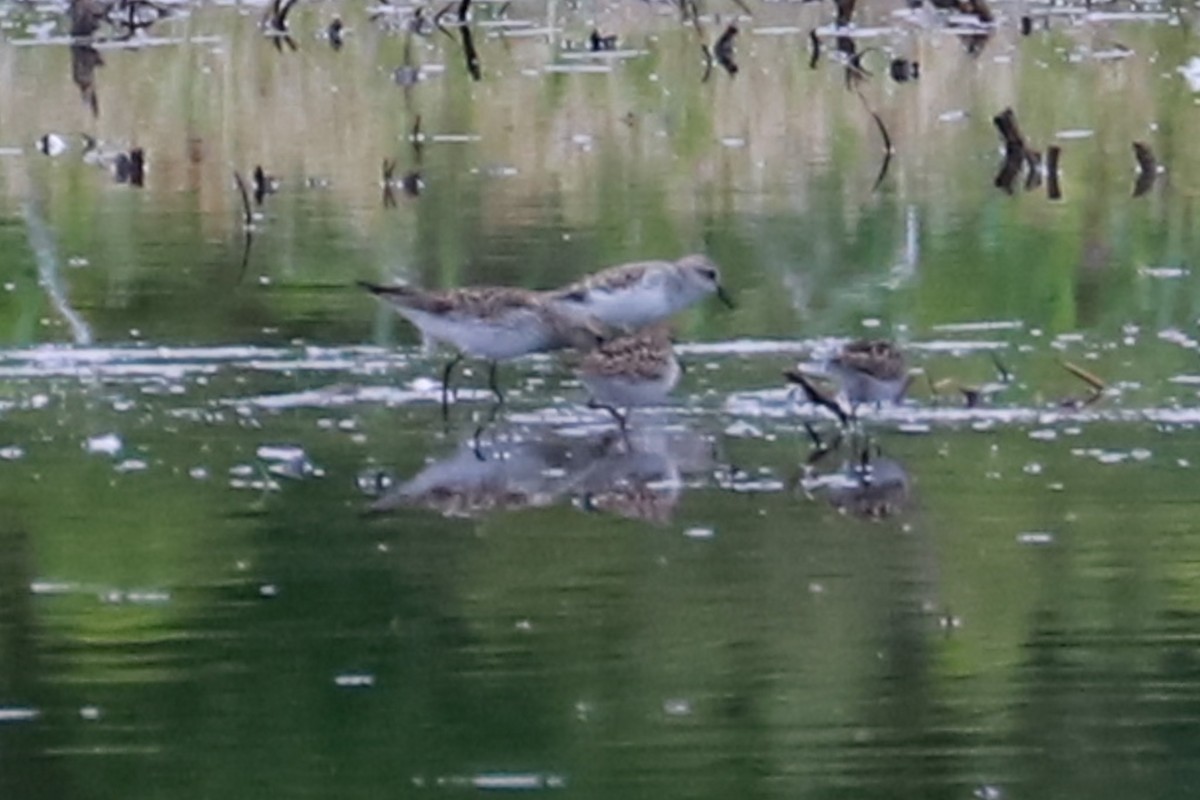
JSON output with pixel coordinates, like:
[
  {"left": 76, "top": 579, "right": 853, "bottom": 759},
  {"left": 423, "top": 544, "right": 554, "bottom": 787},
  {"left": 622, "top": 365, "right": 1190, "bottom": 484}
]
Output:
[
  {"left": 828, "top": 339, "right": 911, "bottom": 405},
  {"left": 786, "top": 339, "right": 912, "bottom": 422},
  {"left": 548, "top": 253, "right": 734, "bottom": 331},
  {"left": 578, "top": 325, "right": 681, "bottom": 428},
  {"left": 359, "top": 282, "right": 603, "bottom": 413}
]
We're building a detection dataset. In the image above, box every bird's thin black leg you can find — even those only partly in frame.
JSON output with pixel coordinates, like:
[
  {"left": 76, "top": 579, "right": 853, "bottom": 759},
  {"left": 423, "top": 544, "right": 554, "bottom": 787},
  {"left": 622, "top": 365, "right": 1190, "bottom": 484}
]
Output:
[
  {"left": 488, "top": 361, "right": 505, "bottom": 406},
  {"left": 441, "top": 353, "right": 464, "bottom": 420}
]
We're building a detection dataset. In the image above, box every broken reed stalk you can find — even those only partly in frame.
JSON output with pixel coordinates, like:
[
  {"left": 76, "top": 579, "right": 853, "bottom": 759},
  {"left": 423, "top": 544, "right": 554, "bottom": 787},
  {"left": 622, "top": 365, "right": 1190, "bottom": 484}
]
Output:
[
  {"left": 784, "top": 370, "right": 850, "bottom": 428},
  {"left": 808, "top": 29, "right": 820, "bottom": 69},
  {"left": 1059, "top": 360, "right": 1106, "bottom": 393},
  {"left": 714, "top": 23, "right": 738, "bottom": 76},
  {"left": 232, "top": 170, "right": 252, "bottom": 227},
  {"left": 1046, "top": 145, "right": 1062, "bottom": 200},
  {"left": 456, "top": 0, "right": 470, "bottom": 23},
  {"left": 993, "top": 108, "right": 1027, "bottom": 161}
]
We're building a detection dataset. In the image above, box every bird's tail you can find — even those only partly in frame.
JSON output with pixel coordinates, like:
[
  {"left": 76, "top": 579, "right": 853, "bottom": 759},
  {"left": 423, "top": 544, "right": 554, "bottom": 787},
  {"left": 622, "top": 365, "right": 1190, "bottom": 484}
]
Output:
[{"left": 357, "top": 280, "right": 415, "bottom": 298}]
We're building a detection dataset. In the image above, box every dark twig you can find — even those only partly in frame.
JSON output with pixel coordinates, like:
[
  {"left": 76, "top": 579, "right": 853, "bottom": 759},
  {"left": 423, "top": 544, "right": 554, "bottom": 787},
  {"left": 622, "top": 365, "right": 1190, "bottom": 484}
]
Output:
[
  {"left": 808, "top": 28, "right": 820, "bottom": 69},
  {"left": 460, "top": 24, "right": 481, "bottom": 80},
  {"left": 784, "top": 369, "right": 850, "bottom": 427}
]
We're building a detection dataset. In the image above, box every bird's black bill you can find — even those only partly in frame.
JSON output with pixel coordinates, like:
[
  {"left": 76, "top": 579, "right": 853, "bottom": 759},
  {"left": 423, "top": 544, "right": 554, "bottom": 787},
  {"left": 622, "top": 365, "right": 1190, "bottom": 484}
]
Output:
[{"left": 716, "top": 285, "right": 736, "bottom": 309}]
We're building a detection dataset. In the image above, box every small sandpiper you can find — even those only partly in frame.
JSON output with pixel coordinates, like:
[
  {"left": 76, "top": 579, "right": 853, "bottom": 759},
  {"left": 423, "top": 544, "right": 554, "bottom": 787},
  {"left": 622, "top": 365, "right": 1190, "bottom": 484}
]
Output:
[
  {"left": 548, "top": 253, "right": 734, "bottom": 331},
  {"left": 578, "top": 325, "right": 681, "bottom": 429},
  {"left": 786, "top": 339, "right": 912, "bottom": 421},
  {"left": 359, "top": 282, "right": 603, "bottom": 413}
]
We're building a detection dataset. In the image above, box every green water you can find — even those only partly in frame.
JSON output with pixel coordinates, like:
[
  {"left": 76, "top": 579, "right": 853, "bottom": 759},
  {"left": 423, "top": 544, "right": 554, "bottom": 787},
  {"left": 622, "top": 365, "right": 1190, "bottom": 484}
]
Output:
[{"left": 3, "top": 0, "right": 1200, "bottom": 797}]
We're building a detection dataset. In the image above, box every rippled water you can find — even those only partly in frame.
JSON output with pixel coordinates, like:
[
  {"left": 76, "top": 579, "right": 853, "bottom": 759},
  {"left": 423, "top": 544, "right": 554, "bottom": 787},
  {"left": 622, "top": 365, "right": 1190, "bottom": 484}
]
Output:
[{"left": 5, "top": 0, "right": 1200, "bottom": 797}]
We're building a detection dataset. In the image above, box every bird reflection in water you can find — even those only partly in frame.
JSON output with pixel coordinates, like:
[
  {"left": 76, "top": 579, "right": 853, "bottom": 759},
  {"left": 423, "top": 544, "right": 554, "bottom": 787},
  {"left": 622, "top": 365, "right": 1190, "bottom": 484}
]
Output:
[
  {"left": 368, "top": 422, "right": 715, "bottom": 523},
  {"left": 798, "top": 437, "right": 912, "bottom": 520}
]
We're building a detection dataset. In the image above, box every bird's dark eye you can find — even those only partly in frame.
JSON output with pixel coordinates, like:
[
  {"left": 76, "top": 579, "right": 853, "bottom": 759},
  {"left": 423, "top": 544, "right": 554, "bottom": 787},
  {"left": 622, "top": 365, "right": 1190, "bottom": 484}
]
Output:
[{"left": 700, "top": 268, "right": 718, "bottom": 282}]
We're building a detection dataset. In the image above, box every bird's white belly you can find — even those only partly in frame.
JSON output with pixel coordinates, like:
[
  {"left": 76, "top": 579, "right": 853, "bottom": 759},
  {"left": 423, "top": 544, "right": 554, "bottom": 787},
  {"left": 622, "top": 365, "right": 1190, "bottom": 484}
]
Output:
[
  {"left": 583, "top": 358, "right": 681, "bottom": 408},
  {"left": 401, "top": 309, "right": 551, "bottom": 360}
]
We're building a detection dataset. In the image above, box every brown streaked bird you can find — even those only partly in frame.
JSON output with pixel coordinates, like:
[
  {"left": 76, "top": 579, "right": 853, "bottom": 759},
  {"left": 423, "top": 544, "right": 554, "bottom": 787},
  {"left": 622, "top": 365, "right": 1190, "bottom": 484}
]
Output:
[
  {"left": 786, "top": 339, "right": 912, "bottom": 421},
  {"left": 578, "top": 325, "right": 680, "bottom": 429},
  {"left": 548, "top": 253, "right": 734, "bottom": 331},
  {"left": 359, "top": 282, "right": 604, "bottom": 413},
  {"left": 827, "top": 339, "right": 912, "bottom": 406}
]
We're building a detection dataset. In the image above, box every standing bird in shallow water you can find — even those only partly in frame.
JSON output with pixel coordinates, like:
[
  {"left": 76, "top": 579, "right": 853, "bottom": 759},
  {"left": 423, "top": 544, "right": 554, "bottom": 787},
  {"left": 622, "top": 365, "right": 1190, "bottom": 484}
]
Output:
[
  {"left": 548, "top": 254, "right": 734, "bottom": 331},
  {"left": 359, "top": 282, "right": 602, "bottom": 415},
  {"left": 786, "top": 339, "right": 912, "bottom": 423},
  {"left": 578, "top": 325, "right": 681, "bottom": 430}
]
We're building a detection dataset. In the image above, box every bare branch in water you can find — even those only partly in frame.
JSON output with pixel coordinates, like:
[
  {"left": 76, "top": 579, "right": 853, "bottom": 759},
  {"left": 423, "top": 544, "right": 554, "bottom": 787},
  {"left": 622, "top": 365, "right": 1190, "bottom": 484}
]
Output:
[
  {"left": 808, "top": 29, "right": 820, "bottom": 69},
  {"left": 456, "top": 0, "right": 470, "bottom": 23},
  {"left": 700, "top": 42, "right": 714, "bottom": 82}
]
